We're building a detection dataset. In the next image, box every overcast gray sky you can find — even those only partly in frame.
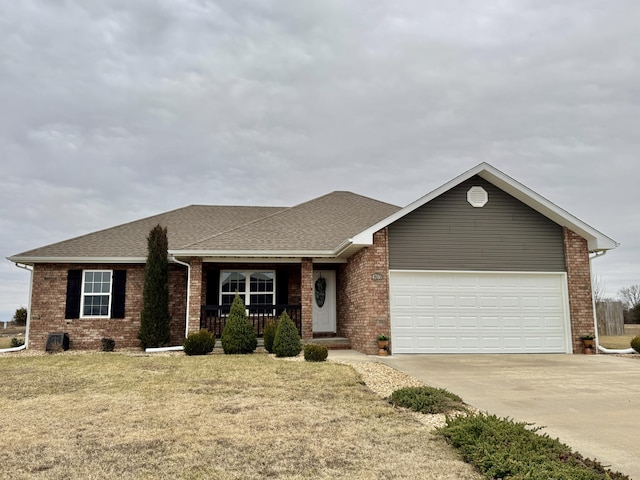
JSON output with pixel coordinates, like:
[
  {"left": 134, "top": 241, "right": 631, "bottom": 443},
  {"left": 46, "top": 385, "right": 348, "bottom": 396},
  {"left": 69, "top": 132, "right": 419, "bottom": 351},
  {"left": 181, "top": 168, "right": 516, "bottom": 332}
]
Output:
[{"left": 1, "top": 1, "right": 639, "bottom": 321}]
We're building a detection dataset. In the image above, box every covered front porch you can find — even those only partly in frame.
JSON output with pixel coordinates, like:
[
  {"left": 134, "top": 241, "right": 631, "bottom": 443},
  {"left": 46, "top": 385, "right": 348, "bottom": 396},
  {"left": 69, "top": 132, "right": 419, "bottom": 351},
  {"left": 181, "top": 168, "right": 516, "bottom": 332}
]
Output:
[
  {"left": 184, "top": 258, "right": 341, "bottom": 341},
  {"left": 179, "top": 230, "right": 392, "bottom": 356}
]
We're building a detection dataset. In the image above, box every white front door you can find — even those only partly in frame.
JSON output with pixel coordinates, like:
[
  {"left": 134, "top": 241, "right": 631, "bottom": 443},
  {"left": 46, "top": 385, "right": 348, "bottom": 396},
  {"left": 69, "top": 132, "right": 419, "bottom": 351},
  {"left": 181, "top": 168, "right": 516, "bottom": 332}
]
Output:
[{"left": 312, "top": 270, "right": 336, "bottom": 333}]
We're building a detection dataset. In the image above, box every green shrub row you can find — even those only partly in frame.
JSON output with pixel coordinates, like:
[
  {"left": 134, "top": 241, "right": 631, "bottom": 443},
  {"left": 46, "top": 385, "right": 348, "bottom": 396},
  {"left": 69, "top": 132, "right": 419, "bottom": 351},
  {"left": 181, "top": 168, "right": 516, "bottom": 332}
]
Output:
[
  {"left": 437, "top": 414, "right": 630, "bottom": 480},
  {"left": 303, "top": 343, "right": 328, "bottom": 362},
  {"left": 183, "top": 330, "right": 216, "bottom": 356},
  {"left": 630, "top": 335, "right": 640, "bottom": 353},
  {"left": 10, "top": 337, "right": 25, "bottom": 348},
  {"left": 389, "top": 386, "right": 466, "bottom": 415},
  {"left": 185, "top": 295, "right": 305, "bottom": 357}
]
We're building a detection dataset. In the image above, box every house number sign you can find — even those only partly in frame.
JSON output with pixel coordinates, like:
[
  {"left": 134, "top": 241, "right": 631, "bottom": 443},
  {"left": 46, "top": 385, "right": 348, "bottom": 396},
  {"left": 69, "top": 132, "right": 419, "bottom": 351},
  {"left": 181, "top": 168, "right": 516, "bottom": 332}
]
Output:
[{"left": 371, "top": 272, "right": 384, "bottom": 281}]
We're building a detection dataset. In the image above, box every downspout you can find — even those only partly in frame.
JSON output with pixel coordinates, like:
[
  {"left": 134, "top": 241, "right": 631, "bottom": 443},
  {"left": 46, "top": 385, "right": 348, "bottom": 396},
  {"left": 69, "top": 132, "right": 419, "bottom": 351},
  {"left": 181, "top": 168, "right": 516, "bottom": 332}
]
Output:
[
  {"left": 144, "top": 256, "right": 190, "bottom": 353},
  {"left": 0, "top": 263, "right": 33, "bottom": 353},
  {"left": 591, "top": 252, "right": 635, "bottom": 354}
]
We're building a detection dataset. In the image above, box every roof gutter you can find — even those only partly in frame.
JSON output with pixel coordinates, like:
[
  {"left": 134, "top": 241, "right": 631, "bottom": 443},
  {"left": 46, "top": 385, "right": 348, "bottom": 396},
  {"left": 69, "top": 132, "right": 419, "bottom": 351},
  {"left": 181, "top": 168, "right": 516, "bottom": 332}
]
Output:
[
  {"left": 168, "top": 249, "right": 338, "bottom": 258},
  {"left": 170, "top": 256, "right": 191, "bottom": 341},
  {"left": 6, "top": 256, "right": 147, "bottom": 265},
  {"left": 334, "top": 238, "right": 355, "bottom": 257},
  {"left": 0, "top": 263, "right": 33, "bottom": 353}
]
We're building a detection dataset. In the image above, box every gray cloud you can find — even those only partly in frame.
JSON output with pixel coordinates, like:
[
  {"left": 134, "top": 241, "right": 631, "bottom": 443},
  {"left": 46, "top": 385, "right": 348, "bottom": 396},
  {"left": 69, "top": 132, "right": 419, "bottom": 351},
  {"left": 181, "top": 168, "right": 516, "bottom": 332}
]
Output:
[{"left": 1, "top": 0, "right": 639, "bottom": 319}]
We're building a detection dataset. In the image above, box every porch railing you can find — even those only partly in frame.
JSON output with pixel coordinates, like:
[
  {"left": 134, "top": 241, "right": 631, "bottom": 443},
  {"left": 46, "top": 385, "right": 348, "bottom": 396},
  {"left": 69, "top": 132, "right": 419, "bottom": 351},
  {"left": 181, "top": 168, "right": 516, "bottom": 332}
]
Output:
[{"left": 200, "top": 304, "right": 302, "bottom": 338}]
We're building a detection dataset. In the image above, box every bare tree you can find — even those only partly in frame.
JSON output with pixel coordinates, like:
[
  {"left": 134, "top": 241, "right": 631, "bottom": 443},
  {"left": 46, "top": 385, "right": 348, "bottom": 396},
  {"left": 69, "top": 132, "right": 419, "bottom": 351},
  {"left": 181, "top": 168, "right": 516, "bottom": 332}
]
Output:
[
  {"left": 618, "top": 285, "right": 640, "bottom": 310},
  {"left": 591, "top": 274, "right": 606, "bottom": 304}
]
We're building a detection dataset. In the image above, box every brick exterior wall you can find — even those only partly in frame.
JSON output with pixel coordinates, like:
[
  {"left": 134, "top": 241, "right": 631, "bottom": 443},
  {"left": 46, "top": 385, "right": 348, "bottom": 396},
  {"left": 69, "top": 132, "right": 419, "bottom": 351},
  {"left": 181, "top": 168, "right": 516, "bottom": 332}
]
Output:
[
  {"left": 168, "top": 266, "right": 188, "bottom": 345},
  {"left": 28, "top": 263, "right": 187, "bottom": 351},
  {"left": 187, "top": 257, "right": 203, "bottom": 335},
  {"left": 301, "top": 258, "right": 313, "bottom": 340},
  {"left": 337, "top": 229, "right": 391, "bottom": 355},
  {"left": 563, "top": 228, "right": 596, "bottom": 353}
]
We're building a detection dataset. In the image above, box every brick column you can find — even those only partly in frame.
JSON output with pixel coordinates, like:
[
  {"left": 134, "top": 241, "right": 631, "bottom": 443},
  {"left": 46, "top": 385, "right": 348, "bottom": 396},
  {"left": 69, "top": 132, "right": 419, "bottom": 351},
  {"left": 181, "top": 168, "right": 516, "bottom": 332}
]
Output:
[
  {"left": 187, "top": 257, "right": 203, "bottom": 335},
  {"left": 301, "top": 258, "right": 313, "bottom": 340},
  {"left": 337, "top": 228, "right": 391, "bottom": 355},
  {"left": 563, "top": 228, "right": 596, "bottom": 353}
]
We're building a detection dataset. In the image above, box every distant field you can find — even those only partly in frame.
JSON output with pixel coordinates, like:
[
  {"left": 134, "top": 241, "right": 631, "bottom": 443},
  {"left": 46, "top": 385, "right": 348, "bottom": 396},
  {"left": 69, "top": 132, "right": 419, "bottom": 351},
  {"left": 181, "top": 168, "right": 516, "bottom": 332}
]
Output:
[
  {"left": 0, "top": 325, "right": 26, "bottom": 349},
  {"left": 598, "top": 324, "right": 640, "bottom": 350}
]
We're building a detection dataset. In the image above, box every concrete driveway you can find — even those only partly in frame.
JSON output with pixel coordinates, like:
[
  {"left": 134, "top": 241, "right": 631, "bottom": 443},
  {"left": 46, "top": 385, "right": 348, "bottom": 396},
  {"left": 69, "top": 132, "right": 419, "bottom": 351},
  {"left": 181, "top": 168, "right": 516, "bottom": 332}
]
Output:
[{"left": 380, "top": 354, "right": 640, "bottom": 479}]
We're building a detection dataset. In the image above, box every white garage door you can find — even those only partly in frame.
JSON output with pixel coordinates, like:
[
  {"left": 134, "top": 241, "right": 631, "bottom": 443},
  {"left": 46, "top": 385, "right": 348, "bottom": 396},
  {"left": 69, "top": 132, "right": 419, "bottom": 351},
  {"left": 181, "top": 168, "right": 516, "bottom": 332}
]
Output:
[{"left": 390, "top": 271, "right": 570, "bottom": 354}]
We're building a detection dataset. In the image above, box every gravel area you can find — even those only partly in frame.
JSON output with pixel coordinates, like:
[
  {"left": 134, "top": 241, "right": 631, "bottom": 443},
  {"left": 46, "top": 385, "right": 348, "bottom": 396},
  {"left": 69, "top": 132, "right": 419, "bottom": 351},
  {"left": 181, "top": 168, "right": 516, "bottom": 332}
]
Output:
[{"left": 329, "top": 358, "right": 465, "bottom": 430}]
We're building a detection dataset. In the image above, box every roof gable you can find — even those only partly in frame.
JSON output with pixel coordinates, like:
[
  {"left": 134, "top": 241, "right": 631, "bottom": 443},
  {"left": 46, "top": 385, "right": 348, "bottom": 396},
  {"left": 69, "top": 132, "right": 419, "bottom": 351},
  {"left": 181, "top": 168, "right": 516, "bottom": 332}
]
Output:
[{"left": 352, "top": 163, "right": 618, "bottom": 252}]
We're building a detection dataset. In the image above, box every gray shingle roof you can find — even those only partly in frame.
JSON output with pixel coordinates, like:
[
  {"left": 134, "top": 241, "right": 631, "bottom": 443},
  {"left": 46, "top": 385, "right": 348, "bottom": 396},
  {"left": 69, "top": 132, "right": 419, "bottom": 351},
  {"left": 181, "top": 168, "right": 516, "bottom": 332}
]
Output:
[{"left": 8, "top": 192, "right": 400, "bottom": 262}]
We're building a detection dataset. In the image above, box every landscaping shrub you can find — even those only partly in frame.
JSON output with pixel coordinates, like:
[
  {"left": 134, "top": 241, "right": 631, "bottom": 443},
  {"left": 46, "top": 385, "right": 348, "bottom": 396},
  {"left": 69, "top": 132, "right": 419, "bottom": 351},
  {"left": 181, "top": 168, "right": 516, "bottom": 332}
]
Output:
[
  {"left": 101, "top": 338, "right": 115, "bottom": 352},
  {"left": 273, "top": 310, "right": 302, "bottom": 358},
  {"left": 389, "top": 386, "right": 466, "bottom": 415},
  {"left": 263, "top": 319, "right": 278, "bottom": 353},
  {"left": 10, "top": 337, "right": 24, "bottom": 348},
  {"left": 221, "top": 295, "right": 257, "bottom": 354},
  {"left": 183, "top": 330, "right": 216, "bottom": 356},
  {"left": 630, "top": 335, "right": 640, "bottom": 354},
  {"left": 138, "top": 224, "right": 171, "bottom": 349},
  {"left": 438, "top": 414, "right": 630, "bottom": 480},
  {"left": 304, "top": 343, "right": 328, "bottom": 362}
]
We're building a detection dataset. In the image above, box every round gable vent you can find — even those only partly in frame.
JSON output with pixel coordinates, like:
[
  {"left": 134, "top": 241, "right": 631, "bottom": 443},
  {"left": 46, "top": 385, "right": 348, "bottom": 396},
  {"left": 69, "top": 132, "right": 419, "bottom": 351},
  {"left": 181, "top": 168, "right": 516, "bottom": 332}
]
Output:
[{"left": 467, "top": 186, "right": 488, "bottom": 207}]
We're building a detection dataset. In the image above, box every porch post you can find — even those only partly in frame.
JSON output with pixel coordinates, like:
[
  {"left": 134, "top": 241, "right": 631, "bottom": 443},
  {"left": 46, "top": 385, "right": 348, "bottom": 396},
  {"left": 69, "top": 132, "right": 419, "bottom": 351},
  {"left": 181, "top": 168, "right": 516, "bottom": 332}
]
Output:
[
  {"left": 187, "top": 257, "right": 203, "bottom": 335},
  {"left": 301, "top": 258, "right": 313, "bottom": 340}
]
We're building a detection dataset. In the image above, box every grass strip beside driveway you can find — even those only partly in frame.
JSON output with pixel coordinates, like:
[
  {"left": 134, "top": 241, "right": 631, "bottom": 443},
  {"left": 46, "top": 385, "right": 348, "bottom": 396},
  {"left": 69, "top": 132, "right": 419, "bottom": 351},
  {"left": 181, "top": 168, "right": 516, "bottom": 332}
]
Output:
[{"left": 0, "top": 353, "right": 480, "bottom": 480}]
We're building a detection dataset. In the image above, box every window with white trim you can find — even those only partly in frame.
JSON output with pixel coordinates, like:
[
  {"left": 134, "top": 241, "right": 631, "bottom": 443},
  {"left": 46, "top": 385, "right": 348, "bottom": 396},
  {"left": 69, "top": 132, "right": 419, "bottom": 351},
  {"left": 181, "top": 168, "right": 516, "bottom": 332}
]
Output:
[
  {"left": 81, "top": 270, "right": 112, "bottom": 317},
  {"left": 220, "top": 271, "right": 275, "bottom": 307}
]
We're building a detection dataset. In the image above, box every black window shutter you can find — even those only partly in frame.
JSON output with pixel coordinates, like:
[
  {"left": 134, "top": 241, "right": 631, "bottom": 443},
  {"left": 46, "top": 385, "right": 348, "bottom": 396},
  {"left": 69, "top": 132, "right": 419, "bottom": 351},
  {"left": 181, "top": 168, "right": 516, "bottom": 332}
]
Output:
[
  {"left": 276, "top": 268, "right": 289, "bottom": 305},
  {"left": 110, "top": 270, "right": 127, "bottom": 319},
  {"left": 65, "top": 270, "right": 82, "bottom": 319},
  {"left": 206, "top": 269, "right": 220, "bottom": 305}
]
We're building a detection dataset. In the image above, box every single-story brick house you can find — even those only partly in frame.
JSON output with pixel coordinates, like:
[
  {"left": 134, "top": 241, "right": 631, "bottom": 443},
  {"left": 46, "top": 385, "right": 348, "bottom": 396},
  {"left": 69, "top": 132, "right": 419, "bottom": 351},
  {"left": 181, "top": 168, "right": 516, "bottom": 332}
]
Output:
[{"left": 8, "top": 163, "right": 617, "bottom": 355}]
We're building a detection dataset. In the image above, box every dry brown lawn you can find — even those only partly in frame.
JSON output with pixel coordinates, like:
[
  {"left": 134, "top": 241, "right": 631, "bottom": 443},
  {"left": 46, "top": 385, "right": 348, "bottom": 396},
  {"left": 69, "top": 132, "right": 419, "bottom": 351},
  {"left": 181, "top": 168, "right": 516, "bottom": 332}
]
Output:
[
  {"left": 0, "top": 352, "right": 480, "bottom": 480},
  {"left": 599, "top": 324, "right": 640, "bottom": 350}
]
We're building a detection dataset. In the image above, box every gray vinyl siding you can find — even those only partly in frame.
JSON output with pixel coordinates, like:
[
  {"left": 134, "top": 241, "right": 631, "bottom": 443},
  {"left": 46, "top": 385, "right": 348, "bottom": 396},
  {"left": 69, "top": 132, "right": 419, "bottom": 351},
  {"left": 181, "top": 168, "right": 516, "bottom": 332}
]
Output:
[{"left": 388, "top": 176, "right": 566, "bottom": 272}]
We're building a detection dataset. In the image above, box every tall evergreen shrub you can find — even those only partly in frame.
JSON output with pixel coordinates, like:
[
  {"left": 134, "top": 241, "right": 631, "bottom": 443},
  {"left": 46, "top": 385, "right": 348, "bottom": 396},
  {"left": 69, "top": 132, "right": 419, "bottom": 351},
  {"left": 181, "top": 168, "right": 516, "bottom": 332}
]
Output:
[
  {"left": 273, "top": 310, "right": 302, "bottom": 357},
  {"left": 138, "top": 224, "right": 171, "bottom": 349},
  {"left": 221, "top": 294, "right": 257, "bottom": 354}
]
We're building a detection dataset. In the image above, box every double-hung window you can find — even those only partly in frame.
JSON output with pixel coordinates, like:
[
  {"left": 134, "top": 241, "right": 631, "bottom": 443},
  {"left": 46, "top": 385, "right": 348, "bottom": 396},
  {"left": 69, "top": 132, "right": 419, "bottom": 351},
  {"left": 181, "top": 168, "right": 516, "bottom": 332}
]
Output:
[
  {"left": 220, "top": 271, "right": 275, "bottom": 308},
  {"left": 65, "top": 269, "right": 126, "bottom": 320},
  {"left": 81, "top": 270, "right": 112, "bottom": 317}
]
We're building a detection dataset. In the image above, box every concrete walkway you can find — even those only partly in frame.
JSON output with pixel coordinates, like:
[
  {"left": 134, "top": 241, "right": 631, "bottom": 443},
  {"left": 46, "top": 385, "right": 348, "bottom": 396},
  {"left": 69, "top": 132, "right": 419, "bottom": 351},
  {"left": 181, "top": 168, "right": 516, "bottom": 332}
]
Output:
[{"left": 376, "top": 354, "right": 640, "bottom": 479}]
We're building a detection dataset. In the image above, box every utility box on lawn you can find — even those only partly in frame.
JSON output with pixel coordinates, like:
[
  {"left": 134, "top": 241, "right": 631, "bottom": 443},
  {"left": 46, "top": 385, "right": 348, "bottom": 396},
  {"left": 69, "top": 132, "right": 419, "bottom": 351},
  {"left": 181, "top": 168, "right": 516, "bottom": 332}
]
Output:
[{"left": 46, "top": 333, "right": 70, "bottom": 352}]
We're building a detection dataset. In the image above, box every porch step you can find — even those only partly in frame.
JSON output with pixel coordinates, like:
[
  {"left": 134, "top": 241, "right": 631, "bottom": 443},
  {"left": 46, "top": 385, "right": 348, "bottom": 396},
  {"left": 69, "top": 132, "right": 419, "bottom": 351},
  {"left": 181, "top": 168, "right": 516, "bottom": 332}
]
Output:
[{"left": 307, "top": 337, "right": 351, "bottom": 350}]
